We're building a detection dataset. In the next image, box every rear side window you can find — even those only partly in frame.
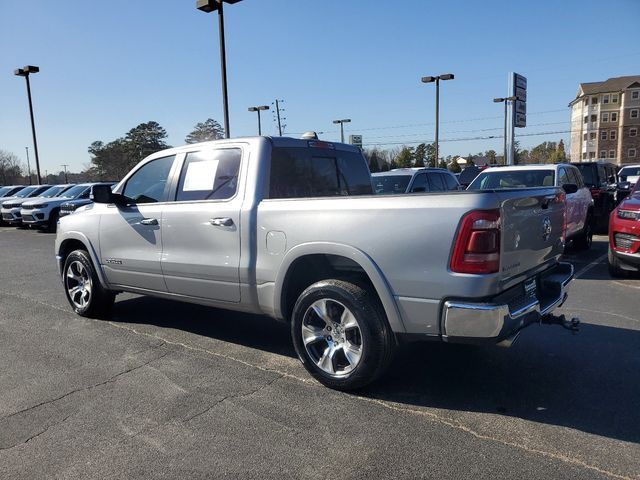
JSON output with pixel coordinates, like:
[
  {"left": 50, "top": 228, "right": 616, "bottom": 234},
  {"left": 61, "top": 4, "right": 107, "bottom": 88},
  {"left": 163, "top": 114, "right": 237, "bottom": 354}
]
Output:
[
  {"left": 269, "top": 147, "right": 372, "bottom": 199},
  {"left": 123, "top": 155, "right": 175, "bottom": 204},
  {"left": 176, "top": 149, "right": 241, "bottom": 202}
]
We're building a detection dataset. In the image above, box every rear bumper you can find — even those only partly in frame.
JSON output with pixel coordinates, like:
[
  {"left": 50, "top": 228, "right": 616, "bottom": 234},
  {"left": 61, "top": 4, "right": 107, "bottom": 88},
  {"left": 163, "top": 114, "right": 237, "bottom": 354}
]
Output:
[{"left": 442, "top": 262, "right": 574, "bottom": 344}]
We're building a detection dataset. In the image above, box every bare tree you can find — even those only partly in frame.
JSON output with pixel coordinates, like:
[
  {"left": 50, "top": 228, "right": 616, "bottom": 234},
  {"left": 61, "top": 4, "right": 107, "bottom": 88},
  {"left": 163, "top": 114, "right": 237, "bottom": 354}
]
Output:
[{"left": 0, "top": 150, "right": 24, "bottom": 184}]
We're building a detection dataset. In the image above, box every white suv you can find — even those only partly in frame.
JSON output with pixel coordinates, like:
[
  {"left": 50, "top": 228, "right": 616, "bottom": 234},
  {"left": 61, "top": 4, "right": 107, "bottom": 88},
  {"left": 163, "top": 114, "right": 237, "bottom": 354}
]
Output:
[
  {"left": 467, "top": 164, "right": 594, "bottom": 249},
  {"left": 21, "top": 184, "right": 92, "bottom": 232}
]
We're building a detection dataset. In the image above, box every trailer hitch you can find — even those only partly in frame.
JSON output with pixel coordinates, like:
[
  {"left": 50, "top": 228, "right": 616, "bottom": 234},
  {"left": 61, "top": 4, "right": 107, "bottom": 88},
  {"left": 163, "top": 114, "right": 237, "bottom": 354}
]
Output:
[{"left": 541, "top": 313, "right": 580, "bottom": 333}]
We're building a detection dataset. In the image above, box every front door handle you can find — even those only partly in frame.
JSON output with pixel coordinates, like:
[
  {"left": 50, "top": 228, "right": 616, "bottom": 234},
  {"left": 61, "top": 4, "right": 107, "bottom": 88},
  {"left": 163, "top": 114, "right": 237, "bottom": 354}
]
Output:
[
  {"left": 140, "top": 218, "right": 158, "bottom": 226},
  {"left": 210, "top": 217, "right": 234, "bottom": 227}
]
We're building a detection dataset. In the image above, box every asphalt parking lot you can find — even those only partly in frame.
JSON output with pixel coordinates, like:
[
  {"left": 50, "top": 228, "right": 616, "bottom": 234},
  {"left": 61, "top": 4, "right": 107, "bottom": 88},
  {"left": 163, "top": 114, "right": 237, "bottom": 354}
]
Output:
[{"left": 0, "top": 227, "right": 638, "bottom": 479}]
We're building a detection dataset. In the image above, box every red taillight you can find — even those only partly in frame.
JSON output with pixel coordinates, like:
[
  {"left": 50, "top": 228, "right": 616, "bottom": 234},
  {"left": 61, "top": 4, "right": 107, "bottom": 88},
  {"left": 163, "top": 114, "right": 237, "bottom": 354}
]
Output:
[
  {"left": 450, "top": 210, "right": 500, "bottom": 274},
  {"left": 590, "top": 188, "right": 601, "bottom": 200}
]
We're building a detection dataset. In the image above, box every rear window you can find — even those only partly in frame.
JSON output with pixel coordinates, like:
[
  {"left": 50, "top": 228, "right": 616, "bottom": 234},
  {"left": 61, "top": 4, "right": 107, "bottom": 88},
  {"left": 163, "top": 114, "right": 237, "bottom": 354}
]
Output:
[
  {"left": 468, "top": 170, "right": 555, "bottom": 190},
  {"left": 269, "top": 147, "right": 372, "bottom": 199},
  {"left": 373, "top": 174, "right": 412, "bottom": 194}
]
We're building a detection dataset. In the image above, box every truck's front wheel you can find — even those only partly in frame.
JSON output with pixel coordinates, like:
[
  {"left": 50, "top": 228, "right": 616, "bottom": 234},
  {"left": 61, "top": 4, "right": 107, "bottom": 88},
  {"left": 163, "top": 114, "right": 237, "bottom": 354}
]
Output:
[{"left": 291, "top": 279, "right": 395, "bottom": 390}]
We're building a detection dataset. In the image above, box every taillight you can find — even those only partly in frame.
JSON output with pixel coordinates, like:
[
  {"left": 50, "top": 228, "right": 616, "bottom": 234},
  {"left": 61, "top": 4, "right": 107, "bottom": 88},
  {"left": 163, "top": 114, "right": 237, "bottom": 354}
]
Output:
[{"left": 450, "top": 210, "right": 500, "bottom": 274}]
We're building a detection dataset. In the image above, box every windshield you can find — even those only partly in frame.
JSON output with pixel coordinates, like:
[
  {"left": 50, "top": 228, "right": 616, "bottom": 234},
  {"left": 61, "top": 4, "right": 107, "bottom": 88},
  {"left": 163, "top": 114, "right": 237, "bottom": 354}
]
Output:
[
  {"left": 372, "top": 175, "right": 412, "bottom": 194},
  {"left": 0, "top": 187, "right": 12, "bottom": 197},
  {"left": 619, "top": 167, "right": 640, "bottom": 179},
  {"left": 468, "top": 170, "right": 555, "bottom": 190},
  {"left": 15, "top": 186, "right": 40, "bottom": 198},
  {"left": 40, "top": 186, "right": 71, "bottom": 198},
  {"left": 58, "top": 185, "right": 89, "bottom": 199}
]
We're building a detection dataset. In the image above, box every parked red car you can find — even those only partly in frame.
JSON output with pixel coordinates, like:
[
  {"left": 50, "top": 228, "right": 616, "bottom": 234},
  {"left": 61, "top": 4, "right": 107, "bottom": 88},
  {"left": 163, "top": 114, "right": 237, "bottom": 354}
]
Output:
[{"left": 608, "top": 181, "right": 640, "bottom": 277}]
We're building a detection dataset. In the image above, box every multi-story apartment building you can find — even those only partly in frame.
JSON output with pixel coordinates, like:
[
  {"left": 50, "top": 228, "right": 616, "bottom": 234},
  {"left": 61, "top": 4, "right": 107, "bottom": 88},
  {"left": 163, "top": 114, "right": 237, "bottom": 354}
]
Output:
[{"left": 569, "top": 75, "right": 640, "bottom": 165}]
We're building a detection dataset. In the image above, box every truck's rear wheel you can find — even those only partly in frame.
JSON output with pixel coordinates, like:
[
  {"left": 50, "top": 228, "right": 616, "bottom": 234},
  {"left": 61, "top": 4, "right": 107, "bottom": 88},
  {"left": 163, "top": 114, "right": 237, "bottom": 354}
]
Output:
[
  {"left": 63, "top": 250, "right": 115, "bottom": 318},
  {"left": 291, "top": 279, "right": 395, "bottom": 391}
]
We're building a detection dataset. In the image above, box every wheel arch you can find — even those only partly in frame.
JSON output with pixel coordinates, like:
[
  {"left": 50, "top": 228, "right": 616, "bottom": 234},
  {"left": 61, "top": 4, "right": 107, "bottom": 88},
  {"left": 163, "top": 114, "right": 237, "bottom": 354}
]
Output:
[
  {"left": 57, "top": 232, "right": 108, "bottom": 288},
  {"left": 274, "top": 242, "right": 406, "bottom": 333}
]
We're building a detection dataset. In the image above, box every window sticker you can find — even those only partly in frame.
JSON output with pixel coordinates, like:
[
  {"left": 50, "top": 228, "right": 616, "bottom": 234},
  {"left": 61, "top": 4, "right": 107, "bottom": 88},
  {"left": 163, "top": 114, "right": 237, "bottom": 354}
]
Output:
[{"left": 183, "top": 160, "right": 219, "bottom": 191}]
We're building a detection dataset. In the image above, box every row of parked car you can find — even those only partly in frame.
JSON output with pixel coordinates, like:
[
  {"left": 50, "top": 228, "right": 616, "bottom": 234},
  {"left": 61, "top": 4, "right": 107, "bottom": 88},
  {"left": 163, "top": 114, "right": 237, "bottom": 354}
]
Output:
[
  {"left": 0, "top": 182, "right": 115, "bottom": 232},
  {"left": 371, "top": 161, "right": 640, "bottom": 276}
]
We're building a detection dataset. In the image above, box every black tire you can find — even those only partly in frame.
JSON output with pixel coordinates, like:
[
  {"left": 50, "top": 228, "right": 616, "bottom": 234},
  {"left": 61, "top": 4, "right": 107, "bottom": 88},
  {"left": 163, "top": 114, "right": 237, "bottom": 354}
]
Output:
[
  {"left": 608, "top": 246, "right": 630, "bottom": 278},
  {"left": 575, "top": 212, "right": 593, "bottom": 250},
  {"left": 62, "top": 249, "right": 115, "bottom": 318},
  {"left": 291, "top": 279, "right": 395, "bottom": 391},
  {"left": 47, "top": 209, "right": 59, "bottom": 233}
]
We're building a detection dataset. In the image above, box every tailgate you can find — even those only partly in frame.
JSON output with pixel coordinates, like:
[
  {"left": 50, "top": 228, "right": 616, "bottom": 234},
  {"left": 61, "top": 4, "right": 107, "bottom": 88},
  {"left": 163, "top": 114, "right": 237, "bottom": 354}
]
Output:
[{"left": 496, "top": 188, "right": 565, "bottom": 283}]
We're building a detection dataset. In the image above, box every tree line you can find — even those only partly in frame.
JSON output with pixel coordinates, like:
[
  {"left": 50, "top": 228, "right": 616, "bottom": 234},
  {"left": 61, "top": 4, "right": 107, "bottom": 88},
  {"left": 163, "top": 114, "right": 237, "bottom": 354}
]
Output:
[{"left": 1, "top": 123, "right": 568, "bottom": 184}]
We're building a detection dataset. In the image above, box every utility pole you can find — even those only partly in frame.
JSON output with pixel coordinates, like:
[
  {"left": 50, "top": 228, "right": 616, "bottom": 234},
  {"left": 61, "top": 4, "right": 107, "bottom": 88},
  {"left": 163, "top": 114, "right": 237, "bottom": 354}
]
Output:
[
  {"left": 25, "top": 147, "right": 32, "bottom": 185},
  {"left": 275, "top": 99, "right": 283, "bottom": 136},
  {"left": 61, "top": 164, "right": 69, "bottom": 183}
]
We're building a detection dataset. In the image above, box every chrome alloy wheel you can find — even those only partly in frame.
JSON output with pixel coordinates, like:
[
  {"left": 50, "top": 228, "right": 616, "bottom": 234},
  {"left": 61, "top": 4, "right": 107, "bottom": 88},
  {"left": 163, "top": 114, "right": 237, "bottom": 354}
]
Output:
[
  {"left": 65, "top": 260, "right": 92, "bottom": 310},
  {"left": 302, "top": 298, "right": 364, "bottom": 377}
]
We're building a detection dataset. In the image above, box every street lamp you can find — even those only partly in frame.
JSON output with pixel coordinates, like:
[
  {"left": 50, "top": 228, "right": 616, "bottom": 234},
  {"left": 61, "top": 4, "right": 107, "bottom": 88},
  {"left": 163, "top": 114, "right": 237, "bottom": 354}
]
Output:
[
  {"left": 493, "top": 96, "right": 516, "bottom": 164},
  {"left": 421, "top": 73, "right": 454, "bottom": 165},
  {"left": 196, "top": 0, "right": 243, "bottom": 139},
  {"left": 332, "top": 119, "right": 351, "bottom": 143},
  {"left": 248, "top": 105, "right": 269, "bottom": 135},
  {"left": 14, "top": 65, "right": 42, "bottom": 184}
]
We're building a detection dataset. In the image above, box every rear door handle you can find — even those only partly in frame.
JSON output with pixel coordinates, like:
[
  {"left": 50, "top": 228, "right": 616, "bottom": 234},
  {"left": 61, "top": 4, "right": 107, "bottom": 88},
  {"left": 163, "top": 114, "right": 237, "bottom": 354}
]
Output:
[
  {"left": 140, "top": 218, "right": 158, "bottom": 226},
  {"left": 210, "top": 217, "right": 234, "bottom": 227}
]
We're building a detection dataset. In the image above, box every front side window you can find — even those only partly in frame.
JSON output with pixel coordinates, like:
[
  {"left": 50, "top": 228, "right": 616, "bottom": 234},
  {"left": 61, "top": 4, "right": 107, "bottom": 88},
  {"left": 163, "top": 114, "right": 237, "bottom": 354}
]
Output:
[
  {"left": 123, "top": 155, "right": 175, "bottom": 204},
  {"left": 409, "top": 174, "right": 428, "bottom": 193},
  {"left": 558, "top": 168, "right": 570, "bottom": 185},
  {"left": 269, "top": 147, "right": 372, "bottom": 199},
  {"left": 428, "top": 173, "right": 446, "bottom": 191},
  {"left": 176, "top": 149, "right": 241, "bottom": 202},
  {"left": 443, "top": 173, "right": 459, "bottom": 190}
]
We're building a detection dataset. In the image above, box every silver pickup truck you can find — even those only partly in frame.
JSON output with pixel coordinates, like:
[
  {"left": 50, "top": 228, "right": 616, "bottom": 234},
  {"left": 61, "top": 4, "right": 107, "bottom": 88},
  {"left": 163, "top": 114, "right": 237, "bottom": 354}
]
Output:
[{"left": 55, "top": 136, "right": 575, "bottom": 390}]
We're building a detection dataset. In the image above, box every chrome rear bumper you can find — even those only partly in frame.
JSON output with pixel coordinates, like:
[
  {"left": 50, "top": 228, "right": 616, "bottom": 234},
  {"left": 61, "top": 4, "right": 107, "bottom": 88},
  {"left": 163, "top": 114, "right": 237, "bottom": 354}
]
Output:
[{"left": 442, "top": 262, "right": 574, "bottom": 343}]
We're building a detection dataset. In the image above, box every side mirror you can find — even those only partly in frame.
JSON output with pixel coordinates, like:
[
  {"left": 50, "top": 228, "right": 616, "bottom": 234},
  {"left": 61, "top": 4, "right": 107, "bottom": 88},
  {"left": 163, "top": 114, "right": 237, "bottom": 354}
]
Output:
[
  {"left": 91, "top": 184, "right": 119, "bottom": 204},
  {"left": 562, "top": 183, "right": 578, "bottom": 194}
]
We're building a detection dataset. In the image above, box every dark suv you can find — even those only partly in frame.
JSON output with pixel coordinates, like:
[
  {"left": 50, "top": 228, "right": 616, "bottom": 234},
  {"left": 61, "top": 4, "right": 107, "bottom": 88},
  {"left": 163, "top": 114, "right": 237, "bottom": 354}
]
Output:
[{"left": 573, "top": 162, "right": 618, "bottom": 232}]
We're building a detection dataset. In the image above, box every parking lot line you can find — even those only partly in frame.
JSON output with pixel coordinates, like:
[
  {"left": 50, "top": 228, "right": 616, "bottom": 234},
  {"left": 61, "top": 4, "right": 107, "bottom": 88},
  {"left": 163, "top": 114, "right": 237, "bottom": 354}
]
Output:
[{"left": 574, "top": 254, "right": 607, "bottom": 279}]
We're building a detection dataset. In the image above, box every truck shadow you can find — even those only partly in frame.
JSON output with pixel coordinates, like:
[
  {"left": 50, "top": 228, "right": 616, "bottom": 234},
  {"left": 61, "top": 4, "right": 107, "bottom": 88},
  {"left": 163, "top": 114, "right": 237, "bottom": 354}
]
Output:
[{"left": 111, "top": 296, "right": 640, "bottom": 445}]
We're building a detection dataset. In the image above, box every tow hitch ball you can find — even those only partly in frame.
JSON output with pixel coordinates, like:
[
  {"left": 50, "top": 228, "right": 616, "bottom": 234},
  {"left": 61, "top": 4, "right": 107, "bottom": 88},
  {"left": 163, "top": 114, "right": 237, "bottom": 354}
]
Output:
[{"left": 541, "top": 313, "right": 580, "bottom": 333}]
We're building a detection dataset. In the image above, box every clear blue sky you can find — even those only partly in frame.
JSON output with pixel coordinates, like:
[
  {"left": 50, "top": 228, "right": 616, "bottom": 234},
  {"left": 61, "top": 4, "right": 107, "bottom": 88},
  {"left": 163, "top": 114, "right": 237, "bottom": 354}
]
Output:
[{"left": 1, "top": 0, "right": 639, "bottom": 173}]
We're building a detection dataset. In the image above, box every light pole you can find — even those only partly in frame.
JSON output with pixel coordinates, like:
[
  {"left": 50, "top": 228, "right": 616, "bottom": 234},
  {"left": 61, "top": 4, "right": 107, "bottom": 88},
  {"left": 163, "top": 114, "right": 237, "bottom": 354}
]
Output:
[
  {"left": 61, "top": 164, "right": 69, "bottom": 183},
  {"left": 332, "top": 119, "right": 351, "bottom": 143},
  {"left": 15, "top": 65, "right": 42, "bottom": 184},
  {"left": 25, "top": 147, "right": 32, "bottom": 185},
  {"left": 196, "top": 0, "right": 243, "bottom": 139},
  {"left": 421, "top": 73, "right": 454, "bottom": 165},
  {"left": 248, "top": 105, "right": 269, "bottom": 135},
  {"left": 493, "top": 96, "right": 516, "bottom": 164}
]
